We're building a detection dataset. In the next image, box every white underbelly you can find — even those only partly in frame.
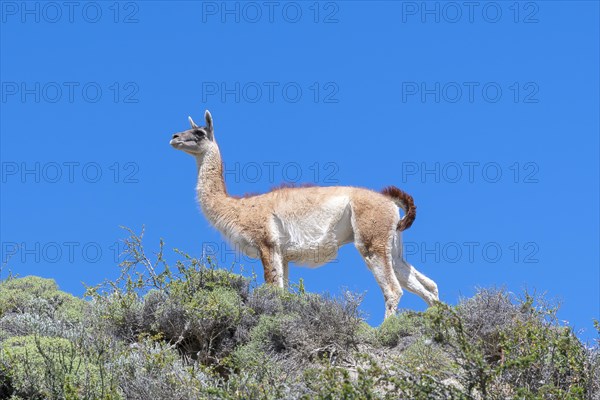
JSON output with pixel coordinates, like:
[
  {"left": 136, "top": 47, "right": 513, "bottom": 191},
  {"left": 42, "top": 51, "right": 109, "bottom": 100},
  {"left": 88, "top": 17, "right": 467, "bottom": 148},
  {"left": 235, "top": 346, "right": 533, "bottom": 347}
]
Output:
[{"left": 274, "top": 197, "right": 354, "bottom": 267}]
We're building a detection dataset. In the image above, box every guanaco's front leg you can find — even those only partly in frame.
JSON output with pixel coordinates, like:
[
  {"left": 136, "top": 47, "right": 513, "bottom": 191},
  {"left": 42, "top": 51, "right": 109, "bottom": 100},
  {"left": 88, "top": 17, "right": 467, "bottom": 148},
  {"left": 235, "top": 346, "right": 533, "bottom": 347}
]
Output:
[{"left": 259, "top": 245, "right": 284, "bottom": 288}]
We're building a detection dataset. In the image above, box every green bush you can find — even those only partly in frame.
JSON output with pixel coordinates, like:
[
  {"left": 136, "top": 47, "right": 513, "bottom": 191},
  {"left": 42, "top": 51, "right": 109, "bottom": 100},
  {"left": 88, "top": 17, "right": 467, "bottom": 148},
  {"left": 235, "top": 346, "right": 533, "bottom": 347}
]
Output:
[
  {"left": 1, "top": 335, "right": 118, "bottom": 399},
  {"left": 356, "top": 321, "right": 377, "bottom": 344},
  {"left": 397, "top": 337, "right": 454, "bottom": 378},
  {"left": 302, "top": 362, "right": 379, "bottom": 399},
  {"left": 0, "top": 276, "right": 86, "bottom": 322},
  {"left": 498, "top": 321, "right": 589, "bottom": 398},
  {"left": 423, "top": 296, "right": 595, "bottom": 399},
  {"left": 230, "top": 314, "right": 295, "bottom": 370},
  {"left": 376, "top": 311, "right": 421, "bottom": 347},
  {"left": 113, "top": 339, "right": 208, "bottom": 400},
  {"left": 301, "top": 354, "right": 465, "bottom": 400},
  {"left": 91, "top": 291, "right": 144, "bottom": 341},
  {"left": 151, "top": 285, "right": 246, "bottom": 362}
]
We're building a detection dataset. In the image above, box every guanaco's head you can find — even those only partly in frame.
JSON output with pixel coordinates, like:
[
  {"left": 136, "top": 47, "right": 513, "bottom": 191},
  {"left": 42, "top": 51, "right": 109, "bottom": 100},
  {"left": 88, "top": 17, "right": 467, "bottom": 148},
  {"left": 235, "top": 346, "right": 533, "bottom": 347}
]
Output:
[{"left": 170, "top": 110, "right": 215, "bottom": 156}]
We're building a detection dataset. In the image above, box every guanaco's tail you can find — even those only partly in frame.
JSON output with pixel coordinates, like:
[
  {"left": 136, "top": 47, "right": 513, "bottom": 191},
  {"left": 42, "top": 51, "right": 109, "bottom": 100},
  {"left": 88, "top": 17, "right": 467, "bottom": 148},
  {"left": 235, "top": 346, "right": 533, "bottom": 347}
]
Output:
[{"left": 381, "top": 186, "right": 416, "bottom": 231}]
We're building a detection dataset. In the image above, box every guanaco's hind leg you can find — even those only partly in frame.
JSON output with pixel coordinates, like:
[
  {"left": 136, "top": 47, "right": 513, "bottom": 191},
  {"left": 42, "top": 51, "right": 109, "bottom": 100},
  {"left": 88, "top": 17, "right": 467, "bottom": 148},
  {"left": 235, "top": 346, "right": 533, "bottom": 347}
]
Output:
[
  {"left": 412, "top": 267, "right": 439, "bottom": 299},
  {"left": 393, "top": 259, "right": 439, "bottom": 306},
  {"left": 351, "top": 199, "right": 404, "bottom": 318},
  {"left": 355, "top": 243, "right": 403, "bottom": 319}
]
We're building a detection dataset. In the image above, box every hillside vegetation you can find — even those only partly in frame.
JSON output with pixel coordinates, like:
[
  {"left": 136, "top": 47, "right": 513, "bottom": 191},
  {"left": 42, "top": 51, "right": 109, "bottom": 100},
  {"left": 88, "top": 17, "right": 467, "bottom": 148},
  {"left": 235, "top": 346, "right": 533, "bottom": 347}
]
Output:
[{"left": 0, "top": 231, "right": 598, "bottom": 399}]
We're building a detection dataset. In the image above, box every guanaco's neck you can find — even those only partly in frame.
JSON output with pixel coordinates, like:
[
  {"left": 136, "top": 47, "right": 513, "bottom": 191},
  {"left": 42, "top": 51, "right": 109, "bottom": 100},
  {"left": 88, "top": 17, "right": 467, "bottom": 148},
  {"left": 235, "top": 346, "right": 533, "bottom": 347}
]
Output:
[
  {"left": 195, "top": 143, "right": 228, "bottom": 200},
  {"left": 194, "top": 144, "right": 234, "bottom": 226}
]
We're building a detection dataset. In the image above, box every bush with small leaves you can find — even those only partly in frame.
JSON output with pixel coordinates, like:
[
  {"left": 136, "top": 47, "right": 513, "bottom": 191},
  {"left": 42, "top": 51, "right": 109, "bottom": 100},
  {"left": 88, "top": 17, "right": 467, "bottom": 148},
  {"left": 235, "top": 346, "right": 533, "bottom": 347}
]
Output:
[
  {"left": 282, "top": 291, "right": 364, "bottom": 363},
  {"left": 302, "top": 354, "right": 466, "bottom": 400},
  {"left": 90, "top": 291, "right": 144, "bottom": 342},
  {"left": 244, "top": 285, "right": 286, "bottom": 318},
  {"left": 151, "top": 285, "right": 246, "bottom": 363},
  {"left": 0, "top": 358, "right": 13, "bottom": 399},
  {"left": 114, "top": 339, "right": 210, "bottom": 400},
  {"left": 396, "top": 337, "right": 454, "bottom": 379},
  {"left": 1, "top": 335, "right": 119, "bottom": 399},
  {"left": 425, "top": 295, "right": 597, "bottom": 399},
  {"left": 497, "top": 320, "right": 590, "bottom": 398},
  {"left": 376, "top": 311, "right": 422, "bottom": 348},
  {"left": 356, "top": 321, "right": 378, "bottom": 345},
  {"left": 456, "top": 288, "right": 530, "bottom": 364},
  {"left": 211, "top": 368, "right": 307, "bottom": 400},
  {"left": 588, "top": 348, "right": 600, "bottom": 400},
  {"left": 302, "top": 362, "right": 379, "bottom": 399},
  {"left": 167, "top": 262, "right": 251, "bottom": 301},
  {"left": 0, "top": 312, "right": 72, "bottom": 340},
  {"left": 0, "top": 276, "right": 86, "bottom": 323},
  {"left": 230, "top": 314, "right": 296, "bottom": 370}
]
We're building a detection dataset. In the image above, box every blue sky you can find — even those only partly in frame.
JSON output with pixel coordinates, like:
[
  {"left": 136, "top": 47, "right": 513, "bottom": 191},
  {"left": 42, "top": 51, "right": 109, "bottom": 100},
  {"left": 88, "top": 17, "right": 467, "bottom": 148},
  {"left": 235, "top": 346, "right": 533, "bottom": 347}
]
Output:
[{"left": 1, "top": 1, "right": 598, "bottom": 340}]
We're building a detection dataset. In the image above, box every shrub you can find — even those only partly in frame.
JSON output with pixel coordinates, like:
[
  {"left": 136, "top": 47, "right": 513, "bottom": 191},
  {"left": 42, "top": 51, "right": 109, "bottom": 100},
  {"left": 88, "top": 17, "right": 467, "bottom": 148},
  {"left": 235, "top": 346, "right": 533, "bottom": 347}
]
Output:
[
  {"left": 302, "top": 361, "right": 380, "bottom": 399},
  {"left": 282, "top": 291, "right": 364, "bottom": 363},
  {"left": 230, "top": 314, "right": 296, "bottom": 370},
  {"left": 90, "top": 291, "right": 144, "bottom": 342},
  {"left": 397, "top": 337, "right": 454, "bottom": 379},
  {"left": 0, "top": 358, "right": 13, "bottom": 399},
  {"left": 113, "top": 339, "right": 209, "bottom": 400},
  {"left": 497, "top": 320, "right": 589, "bottom": 398},
  {"left": 0, "top": 276, "right": 86, "bottom": 323},
  {"left": 150, "top": 285, "right": 246, "bottom": 363},
  {"left": 376, "top": 311, "right": 422, "bottom": 348},
  {"left": 456, "top": 288, "right": 529, "bottom": 363},
  {"left": 1, "top": 335, "right": 118, "bottom": 399},
  {"left": 0, "top": 312, "right": 70, "bottom": 340},
  {"left": 301, "top": 354, "right": 465, "bottom": 400},
  {"left": 425, "top": 293, "right": 596, "bottom": 399},
  {"left": 356, "top": 321, "right": 378, "bottom": 344}
]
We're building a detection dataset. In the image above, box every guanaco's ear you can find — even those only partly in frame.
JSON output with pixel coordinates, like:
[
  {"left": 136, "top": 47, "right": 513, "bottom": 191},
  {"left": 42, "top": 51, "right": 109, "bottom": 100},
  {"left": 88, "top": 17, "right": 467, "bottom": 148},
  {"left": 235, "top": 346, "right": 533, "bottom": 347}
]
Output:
[
  {"left": 204, "top": 110, "right": 214, "bottom": 141},
  {"left": 204, "top": 110, "right": 213, "bottom": 132},
  {"left": 188, "top": 116, "right": 198, "bottom": 129}
]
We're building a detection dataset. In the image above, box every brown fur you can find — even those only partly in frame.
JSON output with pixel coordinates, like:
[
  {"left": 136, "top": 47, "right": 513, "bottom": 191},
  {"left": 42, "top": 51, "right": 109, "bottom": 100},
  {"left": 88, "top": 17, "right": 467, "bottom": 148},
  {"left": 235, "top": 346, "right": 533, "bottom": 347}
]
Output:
[
  {"left": 231, "top": 182, "right": 316, "bottom": 199},
  {"left": 381, "top": 186, "right": 416, "bottom": 231}
]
